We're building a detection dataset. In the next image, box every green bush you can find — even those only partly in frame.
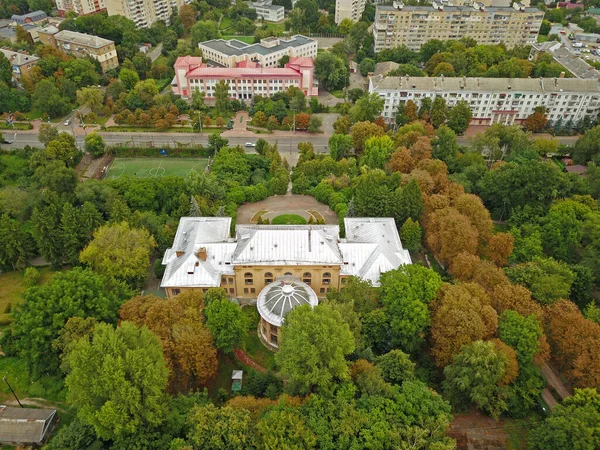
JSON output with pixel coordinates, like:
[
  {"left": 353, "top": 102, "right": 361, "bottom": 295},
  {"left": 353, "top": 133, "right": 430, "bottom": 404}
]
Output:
[
  {"left": 272, "top": 214, "right": 307, "bottom": 225},
  {"left": 23, "top": 267, "right": 41, "bottom": 288},
  {"left": 153, "top": 259, "right": 165, "bottom": 279}
]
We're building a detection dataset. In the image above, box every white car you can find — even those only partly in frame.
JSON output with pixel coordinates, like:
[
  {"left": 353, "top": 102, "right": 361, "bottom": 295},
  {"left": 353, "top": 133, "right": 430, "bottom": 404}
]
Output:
[
  {"left": 245, "top": 142, "right": 256, "bottom": 147},
  {"left": 64, "top": 119, "right": 71, "bottom": 126}
]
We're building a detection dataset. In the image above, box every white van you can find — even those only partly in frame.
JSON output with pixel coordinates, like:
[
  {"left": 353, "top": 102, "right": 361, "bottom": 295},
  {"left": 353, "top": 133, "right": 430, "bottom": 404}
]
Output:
[{"left": 573, "top": 42, "right": 583, "bottom": 48}]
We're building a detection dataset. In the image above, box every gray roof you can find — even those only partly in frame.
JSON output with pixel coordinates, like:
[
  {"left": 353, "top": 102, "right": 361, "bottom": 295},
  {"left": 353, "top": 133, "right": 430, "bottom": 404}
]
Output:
[
  {"left": 54, "top": 30, "right": 114, "bottom": 48},
  {"left": 11, "top": 10, "right": 47, "bottom": 24},
  {"left": 200, "top": 35, "right": 314, "bottom": 57},
  {"left": 533, "top": 43, "right": 600, "bottom": 80},
  {"left": 377, "top": 3, "right": 542, "bottom": 13},
  {"left": 371, "top": 75, "right": 600, "bottom": 93},
  {"left": 0, "top": 406, "right": 56, "bottom": 445},
  {"left": 373, "top": 61, "right": 400, "bottom": 77},
  {"left": 0, "top": 48, "right": 39, "bottom": 66}
]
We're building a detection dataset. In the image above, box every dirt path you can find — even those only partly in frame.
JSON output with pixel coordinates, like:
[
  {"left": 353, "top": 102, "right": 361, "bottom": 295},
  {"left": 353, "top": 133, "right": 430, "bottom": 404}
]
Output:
[
  {"left": 234, "top": 348, "right": 267, "bottom": 374},
  {"left": 447, "top": 408, "right": 509, "bottom": 450},
  {"left": 4, "top": 397, "right": 66, "bottom": 412},
  {"left": 541, "top": 363, "right": 571, "bottom": 400}
]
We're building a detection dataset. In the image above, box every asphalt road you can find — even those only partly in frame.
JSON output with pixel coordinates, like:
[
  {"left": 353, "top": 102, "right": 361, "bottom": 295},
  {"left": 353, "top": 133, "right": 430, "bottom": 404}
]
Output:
[{"left": 4, "top": 133, "right": 331, "bottom": 154}]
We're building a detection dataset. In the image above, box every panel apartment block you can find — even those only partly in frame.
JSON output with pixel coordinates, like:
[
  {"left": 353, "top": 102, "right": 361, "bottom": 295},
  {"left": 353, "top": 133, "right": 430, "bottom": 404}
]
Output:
[{"left": 374, "top": 1, "right": 543, "bottom": 52}]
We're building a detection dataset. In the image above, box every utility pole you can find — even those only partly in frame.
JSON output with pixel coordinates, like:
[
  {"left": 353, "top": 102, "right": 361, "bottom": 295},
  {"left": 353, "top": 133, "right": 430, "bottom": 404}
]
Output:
[{"left": 3, "top": 377, "right": 23, "bottom": 408}]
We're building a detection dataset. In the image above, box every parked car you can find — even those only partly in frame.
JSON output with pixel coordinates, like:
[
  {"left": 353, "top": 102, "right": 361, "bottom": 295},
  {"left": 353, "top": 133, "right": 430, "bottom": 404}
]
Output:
[
  {"left": 245, "top": 142, "right": 256, "bottom": 147},
  {"left": 64, "top": 119, "right": 71, "bottom": 126}
]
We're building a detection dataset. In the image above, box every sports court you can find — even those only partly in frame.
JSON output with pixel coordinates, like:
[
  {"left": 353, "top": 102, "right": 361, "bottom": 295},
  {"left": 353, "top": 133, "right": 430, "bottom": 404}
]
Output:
[{"left": 105, "top": 157, "right": 209, "bottom": 179}]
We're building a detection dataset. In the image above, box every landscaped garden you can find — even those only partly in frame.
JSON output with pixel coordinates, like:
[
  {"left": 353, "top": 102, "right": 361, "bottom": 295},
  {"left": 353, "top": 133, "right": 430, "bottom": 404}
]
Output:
[{"left": 271, "top": 214, "right": 307, "bottom": 225}]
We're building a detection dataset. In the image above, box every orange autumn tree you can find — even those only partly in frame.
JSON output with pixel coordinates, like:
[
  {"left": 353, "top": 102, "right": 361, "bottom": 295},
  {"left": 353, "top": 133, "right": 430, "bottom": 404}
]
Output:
[
  {"left": 490, "top": 283, "right": 543, "bottom": 319},
  {"left": 120, "top": 291, "right": 217, "bottom": 391},
  {"left": 449, "top": 252, "right": 508, "bottom": 292},
  {"left": 425, "top": 207, "right": 480, "bottom": 267},
  {"left": 430, "top": 282, "right": 498, "bottom": 367},
  {"left": 484, "top": 232, "right": 515, "bottom": 267},
  {"left": 387, "top": 147, "right": 413, "bottom": 174},
  {"left": 544, "top": 300, "right": 600, "bottom": 388}
]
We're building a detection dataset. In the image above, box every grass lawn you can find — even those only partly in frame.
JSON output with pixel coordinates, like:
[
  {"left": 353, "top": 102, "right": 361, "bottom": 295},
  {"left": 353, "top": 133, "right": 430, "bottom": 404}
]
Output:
[
  {"left": 0, "top": 123, "right": 33, "bottom": 130},
  {"left": 223, "top": 35, "right": 255, "bottom": 44},
  {"left": 105, "top": 157, "right": 209, "bottom": 179},
  {"left": 330, "top": 89, "right": 346, "bottom": 99},
  {"left": 0, "top": 267, "right": 59, "bottom": 331},
  {"left": 220, "top": 16, "right": 234, "bottom": 30},
  {"left": 260, "top": 22, "right": 286, "bottom": 33},
  {"left": 0, "top": 154, "right": 31, "bottom": 186},
  {"left": 272, "top": 214, "right": 307, "bottom": 225},
  {"left": 241, "top": 307, "right": 276, "bottom": 371},
  {"left": 537, "top": 35, "right": 550, "bottom": 43}
]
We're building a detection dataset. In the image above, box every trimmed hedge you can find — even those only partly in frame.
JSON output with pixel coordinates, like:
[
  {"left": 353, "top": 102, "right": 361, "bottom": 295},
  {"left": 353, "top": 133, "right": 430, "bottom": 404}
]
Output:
[{"left": 108, "top": 145, "right": 211, "bottom": 157}]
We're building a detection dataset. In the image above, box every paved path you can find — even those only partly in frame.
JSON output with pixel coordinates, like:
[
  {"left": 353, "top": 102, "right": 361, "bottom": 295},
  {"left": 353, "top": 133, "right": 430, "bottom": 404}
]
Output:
[
  {"left": 234, "top": 348, "right": 267, "bottom": 373},
  {"left": 541, "top": 363, "right": 571, "bottom": 400},
  {"left": 236, "top": 194, "right": 338, "bottom": 224}
]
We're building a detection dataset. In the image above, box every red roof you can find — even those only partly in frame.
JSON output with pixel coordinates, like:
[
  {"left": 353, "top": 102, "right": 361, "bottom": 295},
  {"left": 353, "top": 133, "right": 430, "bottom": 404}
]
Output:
[
  {"left": 236, "top": 60, "right": 259, "bottom": 68},
  {"left": 175, "top": 56, "right": 203, "bottom": 68},
  {"left": 186, "top": 67, "right": 302, "bottom": 79},
  {"left": 287, "top": 56, "right": 314, "bottom": 68}
]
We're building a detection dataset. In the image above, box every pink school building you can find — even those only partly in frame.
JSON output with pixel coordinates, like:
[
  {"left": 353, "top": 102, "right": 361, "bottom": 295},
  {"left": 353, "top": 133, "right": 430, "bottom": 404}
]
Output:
[{"left": 172, "top": 56, "right": 318, "bottom": 100}]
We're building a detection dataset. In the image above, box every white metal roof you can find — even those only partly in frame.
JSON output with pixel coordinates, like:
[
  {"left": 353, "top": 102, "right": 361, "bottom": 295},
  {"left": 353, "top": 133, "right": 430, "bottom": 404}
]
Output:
[
  {"left": 257, "top": 276, "right": 318, "bottom": 327},
  {"left": 161, "top": 217, "right": 411, "bottom": 289}
]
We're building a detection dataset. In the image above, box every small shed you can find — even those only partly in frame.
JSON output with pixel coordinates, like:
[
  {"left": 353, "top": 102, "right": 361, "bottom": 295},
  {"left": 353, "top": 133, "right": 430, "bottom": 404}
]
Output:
[
  {"left": 0, "top": 405, "right": 57, "bottom": 446},
  {"left": 231, "top": 370, "right": 243, "bottom": 392}
]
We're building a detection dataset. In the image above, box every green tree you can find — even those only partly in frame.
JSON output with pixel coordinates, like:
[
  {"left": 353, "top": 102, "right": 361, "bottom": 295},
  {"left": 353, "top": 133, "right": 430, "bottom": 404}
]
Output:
[
  {"left": 187, "top": 403, "right": 253, "bottom": 449},
  {"left": 359, "top": 58, "right": 376, "bottom": 76},
  {"left": 314, "top": 52, "right": 349, "bottom": 91},
  {"left": 443, "top": 340, "right": 512, "bottom": 419},
  {"left": 307, "top": 115, "right": 322, "bottom": 133},
  {"left": 376, "top": 349, "right": 415, "bottom": 384},
  {"left": 498, "top": 310, "right": 543, "bottom": 365},
  {"left": 118, "top": 67, "right": 140, "bottom": 90},
  {"left": 505, "top": 257, "right": 575, "bottom": 304},
  {"left": 379, "top": 264, "right": 442, "bottom": 352},
  {"left": 360, "top": 135, "right": 394, "bottom": 169},
  {"left": 529, "top": 388, "right": 600, "bottom": 450},
  {"left": 275, "top": 304, "right": 355, "bottom": 395},
  {"left": 400, "top": 218, "right": 422, "bottom": 252},
  {"left": 205, "top": 299, "right": 247, "bottom": 354},
  {"left": 0, "top": 52, "right": 12, "bottom": 85},
  {"left": 191, "top": 20, "right": 220, "bottom": 48},
  {"left": 349, "top": 92, "right": 385, "bottom": 123},
  {"left": 574, "top": 125, "right": 600, "bottom": 164},
  {"left": 80, "top": 221, "right": 156, "bottom": 287},
  {"left": 430, "top": 96, "right": 447, "bottom": 128},
  {"left": 32, "top": 79, "right": 69, "bottom": 118},
  {"left": 447, "top": 100, "right": 472, "bottom": 135},
  {"left": 66, "top": 322, "right": 168, "bottom": 441},
  {"left": 11, "top": 267, "right": 131, "bottom": 375},
  {"left": 255, "top": 408, "right": 317, "bottom": 449},
  {"left": 432, "top": 125, "right": 459, "bottom": 163},
  {"left": 84, "top": 131, "right": 105, "bottom": 157},
  {"left": 214, "top": 80, "right": 231, "bottom": 116},
  {"left": 38, "top": 124, "right": 59, "bottom": 146},
  {"left": 328, "top": 133, "right": 353, "bottom": 160},
  {"left": 0, "top": 214, "right": 34, "bottom": 270},
  {"left": 76, "top": 86, "right": 104, "bottom": 115},
  {"left": 43, "top": 133, "right": 80, "bottom": 167}
]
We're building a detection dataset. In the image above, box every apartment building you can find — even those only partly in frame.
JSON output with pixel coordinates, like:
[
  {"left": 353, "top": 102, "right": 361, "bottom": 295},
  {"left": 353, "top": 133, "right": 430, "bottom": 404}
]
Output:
[
  {"left": 335, "top": 0, "right": 367, "bottom": 24},
  {"left": 172, "top": 55, "right": 318, "bottom": 99},
  {"left": 248, "top": 0, "right": 285, "bottom": 21},
  {"left": 199, "top": 35, "right": 317, "bottom": 68},
  {"left": 105, "top": 0, "right": 187, "bottom": 28},
  {"left": 369, "top": 74, "right": 600, "bottom": 125},
  {"left": 373, "top": 1, "right": 544, "bottom": 52},
  {"left": 0, "top": 48, "right": 39, "bottom": 87},
  {"left": 55, "top": 0, "right": 106, "bottom": 16},
  {"left": 37, "top": 28, "right": 118, "bottom": 72}
]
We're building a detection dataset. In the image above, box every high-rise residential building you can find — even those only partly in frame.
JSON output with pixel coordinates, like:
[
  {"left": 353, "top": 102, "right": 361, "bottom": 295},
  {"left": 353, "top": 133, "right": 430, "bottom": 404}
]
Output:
[
  {"left": 373, "top": 1, "right": 543, "bottom": 52},
  {"left": 37, "top": 28, "right": 119, "bottom": 72},
  {"left": 335, "top": 0, "right": 367, "bottom": 24},
  {"left": 104, "top": 0, "right": 188, "bottom": 28},
  {"left": 369, "top": 74, "right": 600, "bottom": 126},
  {"left": 55, "top": 0, "right": 106, "bottom": 17}
]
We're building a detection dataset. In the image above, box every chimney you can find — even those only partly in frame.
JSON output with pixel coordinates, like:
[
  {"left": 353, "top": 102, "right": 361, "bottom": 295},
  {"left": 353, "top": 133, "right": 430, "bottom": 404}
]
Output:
[
  {"left": 198, "top": 247, "right": 207, "bottom": 261},
  {"left": 559, "top": 71, "right": 566, "bottom": 78},
  {"left": 176, "top": 250, "right": 184, "bottom": 257}
]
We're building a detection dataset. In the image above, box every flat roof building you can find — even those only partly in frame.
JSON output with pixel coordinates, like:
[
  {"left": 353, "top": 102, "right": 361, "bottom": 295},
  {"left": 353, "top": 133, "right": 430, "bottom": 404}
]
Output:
[
  {"left": 248, "top": 0, "right": 285, "bottom": 22},
  {"left": 161, "top": 217, "right": 411, "bottom": 299},
  {"left": 370, "top": 74, "right": 600, "bottom": 126},
  {"left": 199, "top": 35, "right": 317, "bottom": 68},
  {"left": 38, "top": 28, "right": 119, "bottom": 72},
  {"left": 374, "top": 1, "right": 543, "bottom": 52}
]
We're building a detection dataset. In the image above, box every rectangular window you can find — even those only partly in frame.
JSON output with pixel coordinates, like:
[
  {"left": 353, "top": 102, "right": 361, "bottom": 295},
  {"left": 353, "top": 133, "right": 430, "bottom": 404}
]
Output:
[
  {"left": 320, "top": 288, "right": 326, "bottom": 294},
  {"left": 229, "top": 288, "right": 234, "bottom": 294},
  {"left": 251, "top": 288, "right": 256, "bottom": 294},
  {"left": 172, "top": 288, "right": 180, "bottom": 295},
  {"left": 229, "top": 277, "right": 234, "bottom": 284},
  {"left": 244, "top": 288, "right": 249, "bottom": 294}
]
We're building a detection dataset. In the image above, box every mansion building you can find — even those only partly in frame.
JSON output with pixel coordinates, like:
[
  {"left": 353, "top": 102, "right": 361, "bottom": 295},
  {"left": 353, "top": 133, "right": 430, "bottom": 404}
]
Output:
[
  {"left": 172, "top": 55, "right": 317, "bottom": 99},
  {"left": 161, "top": 217, "right": 411, "bottom": 349},
  {"left": 369, "top": 74, "right": 600, "bottom": 126}
]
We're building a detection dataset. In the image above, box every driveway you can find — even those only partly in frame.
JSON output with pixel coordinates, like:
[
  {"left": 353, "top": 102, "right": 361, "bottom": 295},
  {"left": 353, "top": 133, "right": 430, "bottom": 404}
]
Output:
[{"left": 236, "top": 193, "right": 338, "bottom": 224}]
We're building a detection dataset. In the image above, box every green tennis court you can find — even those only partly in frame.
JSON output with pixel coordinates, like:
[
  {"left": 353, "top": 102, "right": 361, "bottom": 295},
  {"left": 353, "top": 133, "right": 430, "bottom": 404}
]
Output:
[{"left": 105, "top": 157, "right": 209, "bottom": 179}]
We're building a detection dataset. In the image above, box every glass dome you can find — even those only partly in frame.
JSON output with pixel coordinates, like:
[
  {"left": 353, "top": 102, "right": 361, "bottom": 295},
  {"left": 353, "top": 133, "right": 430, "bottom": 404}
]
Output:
[{"left": 256, "top": 276, "right": 318, "bottom": 327}]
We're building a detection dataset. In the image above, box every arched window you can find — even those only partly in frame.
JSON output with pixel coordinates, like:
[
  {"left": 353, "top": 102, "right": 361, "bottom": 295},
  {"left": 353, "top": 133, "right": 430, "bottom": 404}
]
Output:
[
  {"left": 322, "top": 272, "right": 331, "bottom": 285},
  {"left": 264, "top": 272, "right": 273, "bottom": 284},
  {"left": 302, "top": 272, "right": 311, "bottom": 284},
  {"left": 284, "top": 272, "right": 293, "bottom": 276},
  {"left": 244, "top": 272, "right": 253, "bottom": 285}
]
